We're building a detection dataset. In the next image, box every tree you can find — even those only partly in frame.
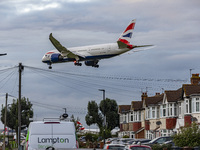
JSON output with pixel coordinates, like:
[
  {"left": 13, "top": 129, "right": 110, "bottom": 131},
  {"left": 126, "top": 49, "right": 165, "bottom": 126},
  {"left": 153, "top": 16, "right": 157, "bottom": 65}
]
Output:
[
  {"left": 1, "top": 97, "right": 33, "bottom": 132},
  {"left": 99, "top": 98, "right": 119, "bottom": 130},
  {"left": 85, "top": 98, "right": 119, "bottom": 136},
  {"left": 173, "top": 122, "right": 200, "bottom": 147},
  {"left": 85, "top": 101, "right": 103, "bottom": 128}
]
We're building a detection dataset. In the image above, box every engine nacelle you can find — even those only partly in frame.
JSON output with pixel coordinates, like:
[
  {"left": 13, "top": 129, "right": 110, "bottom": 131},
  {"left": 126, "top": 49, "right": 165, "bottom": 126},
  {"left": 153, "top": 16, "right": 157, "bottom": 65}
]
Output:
[
  {"left": 50, "top": 53, "right": 63, "bottom": 62},
  {"left": 84, "top": 60, "right": 99, "bottom": 67},
  {"left": 84, "top": 60, "right": 96, "bottom": 66}
]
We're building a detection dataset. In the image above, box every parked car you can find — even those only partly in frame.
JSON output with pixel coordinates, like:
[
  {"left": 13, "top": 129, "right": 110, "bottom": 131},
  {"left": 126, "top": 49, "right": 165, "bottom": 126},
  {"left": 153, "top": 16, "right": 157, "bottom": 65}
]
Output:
[
  {"left": 143, "top": 136, "right": 173, "bottom": 146},
  {"left": 126, "top": 144, "right": 152, "bottom": 150},
  {"left": 103, "top": 143, "right": 126, "bottom": 149},
  {"left": 131, "top": 139, "right": 151, "bottom": 145},
  {"left": 79, "top": 136, "right": 86, "bottom": 142}
]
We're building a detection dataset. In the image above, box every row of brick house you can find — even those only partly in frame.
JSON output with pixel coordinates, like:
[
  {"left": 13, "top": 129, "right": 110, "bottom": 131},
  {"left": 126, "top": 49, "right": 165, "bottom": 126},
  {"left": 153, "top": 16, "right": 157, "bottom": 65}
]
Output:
[{"left": 118, "top": 74, "right": 200, "bottom": 140}]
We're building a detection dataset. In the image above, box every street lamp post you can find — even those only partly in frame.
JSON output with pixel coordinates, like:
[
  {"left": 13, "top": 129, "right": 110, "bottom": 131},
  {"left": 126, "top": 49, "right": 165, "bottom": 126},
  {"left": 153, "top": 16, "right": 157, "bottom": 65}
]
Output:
[{"left": 98, "top": 89, "right": 106, "bottom": 144}]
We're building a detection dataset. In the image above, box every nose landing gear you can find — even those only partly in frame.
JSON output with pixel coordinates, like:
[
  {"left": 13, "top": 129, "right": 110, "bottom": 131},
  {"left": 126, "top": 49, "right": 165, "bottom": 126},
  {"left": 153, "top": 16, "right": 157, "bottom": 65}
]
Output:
[{"left": 48, "top": 63, "right": 52, "bottom": 69}]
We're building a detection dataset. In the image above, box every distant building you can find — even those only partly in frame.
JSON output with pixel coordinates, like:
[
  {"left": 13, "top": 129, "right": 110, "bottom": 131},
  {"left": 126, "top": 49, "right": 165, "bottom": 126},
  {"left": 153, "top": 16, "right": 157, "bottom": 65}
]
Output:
[{"left": 118, "top": 74, "right": 200, "bottom": 139}]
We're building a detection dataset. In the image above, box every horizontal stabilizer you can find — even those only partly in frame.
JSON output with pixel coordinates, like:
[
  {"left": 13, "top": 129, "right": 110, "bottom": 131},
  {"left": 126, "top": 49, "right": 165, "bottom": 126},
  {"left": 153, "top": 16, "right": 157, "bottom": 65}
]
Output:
[{"left": 134, "top": 45, "right": 154, "bottom": 48}]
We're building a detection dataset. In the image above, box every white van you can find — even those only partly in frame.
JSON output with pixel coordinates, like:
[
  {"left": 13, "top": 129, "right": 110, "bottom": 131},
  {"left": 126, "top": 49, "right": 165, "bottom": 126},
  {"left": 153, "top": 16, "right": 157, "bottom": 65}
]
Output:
[{"left": 25, "top": 119, "right": 78, "bottom": 150}]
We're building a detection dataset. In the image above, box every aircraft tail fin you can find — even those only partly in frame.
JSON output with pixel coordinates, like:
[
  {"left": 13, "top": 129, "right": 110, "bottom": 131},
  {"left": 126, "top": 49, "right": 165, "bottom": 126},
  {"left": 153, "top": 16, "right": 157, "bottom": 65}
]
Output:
[{"left": 117, "top": 19, "right": 136, "bottom": 48}]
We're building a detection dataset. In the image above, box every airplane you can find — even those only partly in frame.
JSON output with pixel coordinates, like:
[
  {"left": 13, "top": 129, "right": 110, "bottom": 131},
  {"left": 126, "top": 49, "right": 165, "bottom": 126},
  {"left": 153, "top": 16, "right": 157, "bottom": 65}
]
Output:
[{"left": 42, "top": 19, "right": 152, "bottom": 69}]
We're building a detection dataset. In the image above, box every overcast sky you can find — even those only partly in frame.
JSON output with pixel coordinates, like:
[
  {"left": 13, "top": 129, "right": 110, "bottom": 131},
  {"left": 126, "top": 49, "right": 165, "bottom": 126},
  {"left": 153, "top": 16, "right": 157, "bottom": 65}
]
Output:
[{"left": 0, "top": 0, "right": 200, "bottom": 129}]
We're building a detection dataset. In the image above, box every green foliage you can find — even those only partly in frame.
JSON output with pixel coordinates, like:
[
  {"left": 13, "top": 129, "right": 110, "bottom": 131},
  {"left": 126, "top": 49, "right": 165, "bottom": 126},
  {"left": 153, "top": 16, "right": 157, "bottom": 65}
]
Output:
[
  {"left": 99, "top": 98, "right": 119, "bottom": 130},
  {"left": 85, "top": 98, "right": 119, "bottom": 131},
  {"left": 99, "top": 127, "right": 112, "bottom": 139},
  {"left": 1, "top": 97, "right": 33, "bottom": 131},
  {"left": 172, "top": 122, "right": 200, "bottom": 147},
  {"left": 85, "top": 101, "right": 103, "bottom": 128},
  {"left": 122, "top": 135, "right": 129, "bottom": 138},
  {"left": 152, "top": 144, "right": 172, "bottom": 150},
  {"left": 85, "top": 133, "right": 98, "bottom": 142}
]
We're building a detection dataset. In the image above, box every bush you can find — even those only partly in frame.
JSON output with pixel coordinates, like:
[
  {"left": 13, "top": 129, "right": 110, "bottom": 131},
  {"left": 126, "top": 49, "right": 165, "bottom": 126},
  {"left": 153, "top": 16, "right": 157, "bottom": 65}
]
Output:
[
  {"left": 122, "top": 135, "right": 129, "bottom": 138},
  {"left": 152, "top": 144, "right": 172, "bottom": 150},
  {"left": 172, "top": 122, "right": 200, "bottom": 147}
]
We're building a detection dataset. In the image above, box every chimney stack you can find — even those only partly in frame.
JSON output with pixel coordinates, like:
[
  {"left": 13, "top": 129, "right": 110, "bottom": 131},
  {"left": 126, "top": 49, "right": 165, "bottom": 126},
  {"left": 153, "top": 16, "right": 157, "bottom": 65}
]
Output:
[
  {"left": 141, "top": 92, "right": 148, "bottom": 101},
  {"left": 191, "top": 74, "right": 200, "bottom": 85}
]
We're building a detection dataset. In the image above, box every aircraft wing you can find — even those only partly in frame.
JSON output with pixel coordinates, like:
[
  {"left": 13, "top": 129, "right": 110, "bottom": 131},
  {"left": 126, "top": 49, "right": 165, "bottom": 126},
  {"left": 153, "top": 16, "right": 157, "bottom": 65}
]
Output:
[{"left": 49, "top": 33, "right": 84, "bottom": 58}]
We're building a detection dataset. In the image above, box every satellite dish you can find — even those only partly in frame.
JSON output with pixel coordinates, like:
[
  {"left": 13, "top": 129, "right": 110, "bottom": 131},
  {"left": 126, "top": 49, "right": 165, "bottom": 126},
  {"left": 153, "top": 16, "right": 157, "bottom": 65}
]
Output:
[
  {"left": 156, "top": 121, "right": 162, "bottom": 125},
  {"left": 62, "top": 113, "right": 68, "bottom": 118}
]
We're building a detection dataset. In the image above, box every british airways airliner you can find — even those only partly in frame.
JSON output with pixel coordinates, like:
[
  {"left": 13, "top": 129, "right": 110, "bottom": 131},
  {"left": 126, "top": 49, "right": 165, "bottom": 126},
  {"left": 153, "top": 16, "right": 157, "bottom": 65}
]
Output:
[{"left": 42, "top": 19, "right": 152, "bottom": 69}]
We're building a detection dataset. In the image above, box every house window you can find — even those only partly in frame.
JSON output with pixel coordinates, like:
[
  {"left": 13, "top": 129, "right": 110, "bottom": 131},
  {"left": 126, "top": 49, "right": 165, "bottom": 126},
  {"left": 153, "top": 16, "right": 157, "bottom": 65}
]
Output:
[
  {"left": 178, "top": 102, "right": 182, "bottom": 117},
  {"left": 160, "top": 105, "right": 163, "bottom": 117},
  {"left": 157, "top": 106, "right": 159, "bottom": 118},
  {"left": 163, "top": 104, "right": 166, "bottom": 117},
  {"left": 196, "top": 98, "right": 200, "bottom": 112},
  {"left": 146, "top": 108, "right": 150, "bottom": 119},
  {"left": 134, "top": 111, "right": 137, "bottom": 121},
  {"left": 168, "top": 104, "right": 173, "bottom": 116},
  {"left": 130, "top": 112, "right": 133, "bottom": 122},
  {"left": 186, "top": 99, "right": 192, "bottom": 114},
  {"left": 152, "top": 107, "right": 155, "bottom": 118},
  {"left": 120, "top": 114, "right": 123, "bottom": 123},
  {"left": 139, "top": 111, "right": 141, "bottom": 121},
  {"left": 174, "top": 103, "right": 177, "bottom": 116}
]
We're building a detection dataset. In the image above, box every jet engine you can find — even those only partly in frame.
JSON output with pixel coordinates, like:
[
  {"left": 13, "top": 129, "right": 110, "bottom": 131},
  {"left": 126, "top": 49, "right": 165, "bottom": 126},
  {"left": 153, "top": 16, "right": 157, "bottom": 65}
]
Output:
[
  {"left": 85, "top": 60, "right": 99, "bottom": 68},
  {"left": 50, "top": 53, "right": 63, "bottom": 62}
]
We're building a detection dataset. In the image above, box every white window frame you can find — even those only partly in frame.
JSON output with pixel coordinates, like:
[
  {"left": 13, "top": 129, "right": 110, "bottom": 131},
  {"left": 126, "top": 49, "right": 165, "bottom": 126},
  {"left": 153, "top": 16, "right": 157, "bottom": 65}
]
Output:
[
  {"left": 192, "top": 97, "right": 200, "bottom": 113},
  {"left": 163, "top": 104, "right": 166, "bottom": 117},
  {"left": 185, "top": 99, "right": 191, "bottom": 114},
  {"left": 196, "top": 98, "right": 200, "bottom": 112},
  {"left": 178, "top": 102, "right": 182, "bottom": 118},
  {"left": 152, "top": 107, "right": 156, "bottom": 118},
  {"left": 130, "top": 112, "right": 133, "bottom": 122}
]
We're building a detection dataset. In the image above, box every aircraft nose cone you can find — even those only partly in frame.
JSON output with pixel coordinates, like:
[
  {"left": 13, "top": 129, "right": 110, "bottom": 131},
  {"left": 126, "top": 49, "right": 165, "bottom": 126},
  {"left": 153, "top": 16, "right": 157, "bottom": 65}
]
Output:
[{"left": 42, "top": 55, "right": 48, "bottom": 63}]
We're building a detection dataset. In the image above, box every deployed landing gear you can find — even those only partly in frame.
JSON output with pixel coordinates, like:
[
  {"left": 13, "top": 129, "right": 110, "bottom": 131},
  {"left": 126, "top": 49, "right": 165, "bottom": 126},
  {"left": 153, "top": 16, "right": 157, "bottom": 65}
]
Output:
[
  {"left": 48, "top": 63, "right": 52, "bottom": 69},
  {"left": 74, "top": 61, "right": 82, "bottom": 66},
  {"left": 93, "top": 64, "right": 99, "bottom": 68}
]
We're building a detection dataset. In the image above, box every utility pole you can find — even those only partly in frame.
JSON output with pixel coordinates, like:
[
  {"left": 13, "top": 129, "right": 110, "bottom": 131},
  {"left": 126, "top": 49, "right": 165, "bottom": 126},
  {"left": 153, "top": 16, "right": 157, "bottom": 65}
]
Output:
[
  {"left": 3, "top": 93, "right": 8, "bottom": 150},
  {"left": 18, "top": 63, "right": 24, "bottom": 150}
]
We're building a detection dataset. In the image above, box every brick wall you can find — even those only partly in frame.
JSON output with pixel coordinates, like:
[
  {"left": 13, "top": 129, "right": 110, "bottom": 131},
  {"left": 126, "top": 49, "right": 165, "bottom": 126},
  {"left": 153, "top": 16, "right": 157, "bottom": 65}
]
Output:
[{"left": 166, "top": 118, "right": 177, "bottom": 129}]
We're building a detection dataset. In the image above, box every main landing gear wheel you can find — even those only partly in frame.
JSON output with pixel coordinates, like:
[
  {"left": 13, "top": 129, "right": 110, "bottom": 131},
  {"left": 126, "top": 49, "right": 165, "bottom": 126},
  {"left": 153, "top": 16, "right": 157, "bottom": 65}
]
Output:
[
  {"left": 74, "top": 62, "right": 82, "bottom": 66},
  {"left": 93, "top": 65, "right": 99, "bottom": 68}
]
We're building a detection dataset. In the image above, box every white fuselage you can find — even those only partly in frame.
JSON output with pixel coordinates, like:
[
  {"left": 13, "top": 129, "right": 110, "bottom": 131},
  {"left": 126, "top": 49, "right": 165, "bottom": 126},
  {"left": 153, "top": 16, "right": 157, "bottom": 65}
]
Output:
[{"left": 42, "top": 42, "right": 131, "bottom": 63}]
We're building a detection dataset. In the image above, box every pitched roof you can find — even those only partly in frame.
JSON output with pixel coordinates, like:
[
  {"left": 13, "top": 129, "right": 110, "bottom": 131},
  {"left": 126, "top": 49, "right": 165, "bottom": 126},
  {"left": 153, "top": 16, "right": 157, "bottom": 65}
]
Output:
[
  {"left": 165, "top": 88, "right": 182, "bottom": 102},
  {"left": 131, "top": 101, "right": 143, "bottom": 111},
  {"left": 118, "top": 105, "right": 131, "bottom": 113},
  {"left": 183, "top": 84, "right": 200, "bottom": 97},
  {"left": 145, "top": 93, "right": 164, "bottom": 107}
]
